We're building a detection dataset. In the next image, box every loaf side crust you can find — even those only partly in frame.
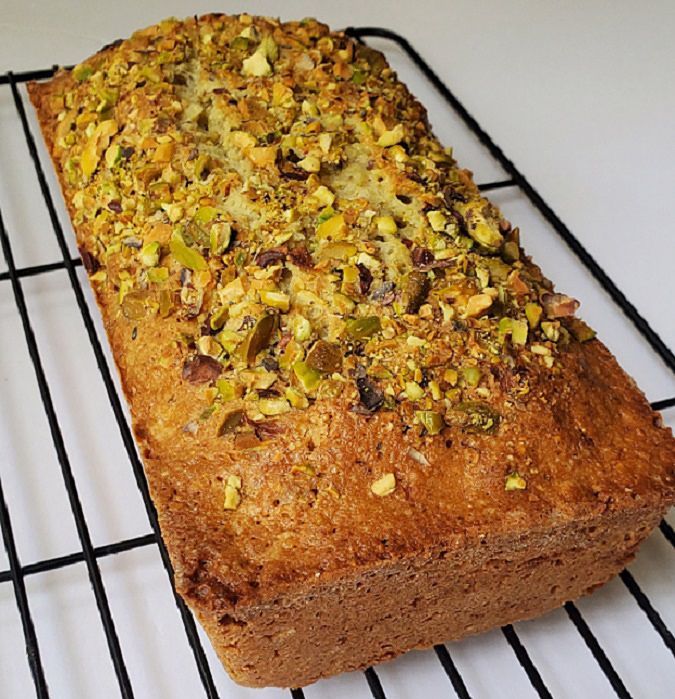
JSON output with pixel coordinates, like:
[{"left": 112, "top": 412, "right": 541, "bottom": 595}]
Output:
[{"left": 28, "top": 13, "right": 674, "bottom": 687}]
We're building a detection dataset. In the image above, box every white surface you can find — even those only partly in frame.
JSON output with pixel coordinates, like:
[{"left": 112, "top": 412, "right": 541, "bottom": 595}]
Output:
[{"left": 0, "top": 2, "right": 674, "bottom": 698}]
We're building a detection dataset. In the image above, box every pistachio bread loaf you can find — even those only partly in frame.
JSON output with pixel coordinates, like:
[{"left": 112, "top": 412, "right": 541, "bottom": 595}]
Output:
[{"left": 29, "top": 14, "right": 674, "bottom": 688}]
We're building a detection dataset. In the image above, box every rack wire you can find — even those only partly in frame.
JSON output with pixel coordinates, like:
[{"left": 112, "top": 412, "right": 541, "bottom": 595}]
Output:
[{"left": 0, "top": 26, "right": 673, "bottom": 699}]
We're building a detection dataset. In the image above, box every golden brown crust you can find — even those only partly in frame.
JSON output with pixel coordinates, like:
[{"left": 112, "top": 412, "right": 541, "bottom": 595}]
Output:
[{"left": 28, "top": 12, "right": 674, "bottom": 688}]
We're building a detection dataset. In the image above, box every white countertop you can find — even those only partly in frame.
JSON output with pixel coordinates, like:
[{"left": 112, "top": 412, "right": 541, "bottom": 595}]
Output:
[{"left": 1, "top": 2, "right": 674, "bottom": 698}]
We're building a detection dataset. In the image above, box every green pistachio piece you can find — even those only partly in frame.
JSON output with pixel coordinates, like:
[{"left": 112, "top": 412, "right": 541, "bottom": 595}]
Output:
[
  {"left": 291, "top": 315, "right": 311, "bottom": 342},
  {"left": 147, "top": 267, "right": 169, "bottom": 283},
  {"left": 502, "top": 240, "right": 520, "bottom": 262},
  {"left": 215, "top": 379, "right": 237, "bottom": 401},
  {"left": 317, "top": 206, "right": 336, "bottom": 223},
  {"left": 139, "top": 241, "right": 160, "bottom": 267},
  {"left": 217, "top": 329, "right": 241, "bottom": 354},
  {"left": 195, "top": 206, "right": 218, "bottom": 224},
  {"left": 74, "top": 65, "right": 93, "bottom": 82},
  {"left": 209, "top": 222, "right": 232, "bottom": 256},
  {"left": 568, "top": 318, "right": 596, "bottom": 342},
  {"left": 230, "top": 35, "right": 250, "bottom": 51},
  {"left": 305, "top": 340, "right": 342, "bottom": 374},
  {"left": 405, "top": 381, "right": 425, "bottom": 401},
  {"left": 511, "top": 319, "right": 528, "bottom": 345},
  {"left": 210, "top": 306, "right": 229, "bottom": 331},
  {"left": 352, "top": 69, "right": 366, "bottom": 84},
  {"left": 293, "top": 360, "right": 321, "bottom": 392},
  {"left": 120, "top": 290, "right": 149, "bottom": 320},
  {"left": 218, "top": 409, "right": 244, "bottom": 436},
  {"left": 505, "top": 472, "right": 527, "bottom": 491},
  {"left": 169, "top": 231, "right": 207, "bottom": 271},
  {"left": 463, "top": 366, "right": 481, "bottom": 387},
  {"left": 345, "top": 316, "right": 381, "bottom": 340},
  {"left": 416, "top": 410, "right": 445, "bottom": 435},
  {"left": 525, "top": 302, "right": 543, "bottom": 329},
  {"left": 240, "top": 314, "right": 277, "bottom": 366},
  {"left": 541, "top": 321, "right": 560, "bottom": 342},
  {"left": 456, "top": 401, "right": 501, "bottom": 434}
]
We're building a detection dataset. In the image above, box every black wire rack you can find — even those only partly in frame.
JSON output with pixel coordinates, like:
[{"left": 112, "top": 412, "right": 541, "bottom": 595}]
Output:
[{"left": 0, "top": 26, "right": 674, "bottom": 699}]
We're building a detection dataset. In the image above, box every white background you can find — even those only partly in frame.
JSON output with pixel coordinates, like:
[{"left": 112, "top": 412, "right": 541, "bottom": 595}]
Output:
[{"left": 0, "top": 2, "right": 674, "bottom": 698}]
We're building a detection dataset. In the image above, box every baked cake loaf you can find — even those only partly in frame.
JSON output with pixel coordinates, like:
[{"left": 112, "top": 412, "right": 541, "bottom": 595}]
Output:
[{"left": 29, "top": 14, "right": 674, "bottom": 688}]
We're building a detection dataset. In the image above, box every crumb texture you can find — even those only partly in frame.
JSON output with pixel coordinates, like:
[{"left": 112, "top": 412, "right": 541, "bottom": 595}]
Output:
[{"left": 28, "top": 13, "right": 674, "bottom": 688}]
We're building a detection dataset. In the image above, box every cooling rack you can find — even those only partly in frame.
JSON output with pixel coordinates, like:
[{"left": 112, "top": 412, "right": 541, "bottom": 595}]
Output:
[{"left": 0, "top": 26, "right": 674, "bottom": 699}]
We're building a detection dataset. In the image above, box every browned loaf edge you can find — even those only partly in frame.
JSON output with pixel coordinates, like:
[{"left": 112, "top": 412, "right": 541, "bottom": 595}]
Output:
[{"left": 27, "top": 13, "right": 674, "bottom": 688}]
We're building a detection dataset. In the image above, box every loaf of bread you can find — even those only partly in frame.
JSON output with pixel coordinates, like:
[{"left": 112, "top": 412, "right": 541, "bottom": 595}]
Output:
[{"left": 28, "top": 14, "right": 674, "bottom": 688}]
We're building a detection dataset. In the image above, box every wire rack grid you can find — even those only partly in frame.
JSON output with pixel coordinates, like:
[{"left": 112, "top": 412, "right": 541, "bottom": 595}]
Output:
[{"left": 0, "top": 26, "right": 673, "bottom": 699}]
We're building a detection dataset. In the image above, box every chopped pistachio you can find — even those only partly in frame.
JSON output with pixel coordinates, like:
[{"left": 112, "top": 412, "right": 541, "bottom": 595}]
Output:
[
  {"left": 530, "top": 343, "right": 551, "bottom": 356},
  {"left": 525, "top": 302, "right": 543, "bottom": 329},
  {"left": 371, "top": 472, "right": 396, "bottom": 496},
  {"left": 240, "top": 314, "right": 277, "bottom": 366},
  {"left": 258, "top": 35, "right": 279, "bottom": 61},
  {"left": 429, "top": 380, "right": 442, "bottom": 400},
  {"left": 406, "top": 335, "right": 426, "bottom": 348},
  {"left": 301, "top": 99, "right": 319, "bottom": 117},
  {"left": 216, "top": 379, "right": 237, "bottom": 401},
  {"left": 505, "top": 472, "right": 527, "bottom": 491},
  {"left": 375, "top": 216, "right": 397, "bottom": 234},
  {"left": 463, "top": 366, "right": 481, "bottom": 387},
  {"left": 162, "top": 202, "right": 184, "bottom": 222},
  {"left": 224, "top": 475, "right": 242, "bottom": 510},
  {"left": 502, "top": 240, "right": 520, "bottom": 262},
  {"left": 416, "top": 410, "right": 444, "bottom": 435},
  {"left": 541, "top": 321, "right": 560, "bottom": 342},
  {"left": 464, "top": 293, "right": 493, "bottom": 318},
  {"left": 195, "top": 206, "right": 218, "bottom": 224},
  {"left": 345, "top": 316, "right": 381, "bottom": 339},
  {"left": 105, "top": 144, "right": 122, "bottom": 169},
  {"left": 139, "top": 241, "right": 160, "bottom": 267},
  {"left": 258, "top": 398, "right": 291, "bottom": 415},
  {"left": 352, "top": 69, "right": 366, "bottom": 84},
  {"left": 316, "top": 212, "right": 347, "bottom": 240},
  {"left": 318, "top": 133, "right": 332, "bottom": 153},
  {"left": 443, "top": 368, "right": 459, "bottom": 386},
  {"left": 456, "top": 401, "right": 500, "bottom": 433},
  {"left": 317, "top": 206, "right": 336, "bottom": 224},
  {"left": 217, "top": 329, "right": 242, "bottom": 354},
  {"left": 81, "top": 119, "right": 118, "bottom": 180},
  {"left": 377, "top": 124, "right": 404, "bottom": 147},
  {"left": 73, "top": 64, "right": 93, "bottom": 82},
  {"left": 306, "top": 340, "right": 342, "bottom": 373},
  {"left": 219, "top": 409, "right": 244, "bottom": 435},
  {"left": 285, "top": 386, "right": 309, "bottom": 409},
  {"left": 568, "top": 318, "right": 596, "bottom": 342},
  {"left": 196, "top": 335, "right": 222, "bottom": 358},
  {"left": 209, "top": 222, "right": 232, "bottom": 255},
  {"left": 405, "top": 381, "right": 425, "bottom": 401},
  {"left": 511, "top": 318, "right": 528, "bottom": 345},
  {"left": 312, "top": 185, "right": 335, "bottom": 207},
  {"left": 293, "top": 360, "right": 321, "bottom": 391},
  {"left": 209, "top": 306, "right": 229, "bottom": 331},
  {"left": 260, "top": 290, "right": 290, "bottom": 312},
  {"left": 297, "top": 155, "right": 321, "bottom": 172},
  {"left": 427, "top": 210, "right": 447, "bottom": 232},
  {"left": 169, "top": 231, "right": 207, "bottom": 271},
  {"left": 291, "top": 315, "right": 312, "bottom": 342},
  {"left": 242, "top": 50, "right": 271, "bottom": 77}
]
